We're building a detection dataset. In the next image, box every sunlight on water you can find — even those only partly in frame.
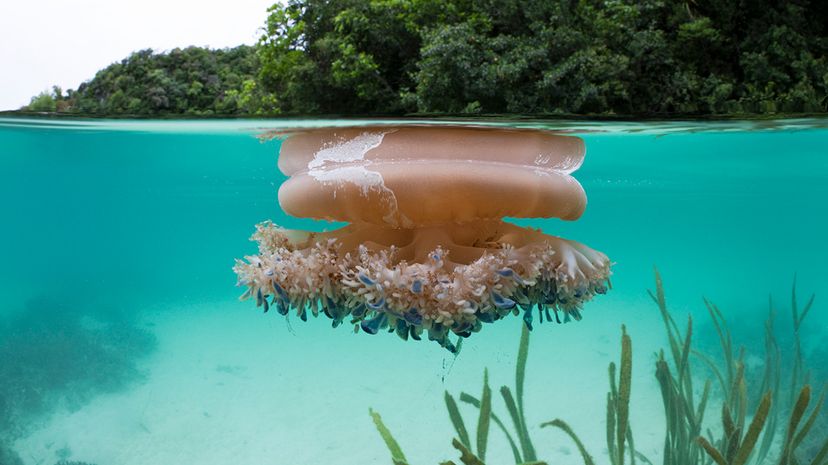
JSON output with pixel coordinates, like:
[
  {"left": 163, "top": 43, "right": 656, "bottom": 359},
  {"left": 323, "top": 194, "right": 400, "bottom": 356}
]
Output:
[{"left": 1, "top": 117, "right": 827, "bottom": 465}]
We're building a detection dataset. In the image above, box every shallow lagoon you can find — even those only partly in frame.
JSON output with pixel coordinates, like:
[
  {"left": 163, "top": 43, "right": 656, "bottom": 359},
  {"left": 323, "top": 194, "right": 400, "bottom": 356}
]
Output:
[{"left": 0, "top": 117, "right": 827, "bottom": 465}]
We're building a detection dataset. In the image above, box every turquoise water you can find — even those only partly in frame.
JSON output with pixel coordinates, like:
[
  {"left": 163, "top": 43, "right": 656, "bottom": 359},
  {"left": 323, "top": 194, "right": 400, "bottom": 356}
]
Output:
[{"left": 0, "top": 117, "right": 827, "bottom": 465}]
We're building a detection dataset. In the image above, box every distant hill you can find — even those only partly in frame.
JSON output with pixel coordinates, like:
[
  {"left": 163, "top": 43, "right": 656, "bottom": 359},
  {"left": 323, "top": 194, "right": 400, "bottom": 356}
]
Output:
[{"left": 23, "top": 45, "right": 270, "bottom": 116}]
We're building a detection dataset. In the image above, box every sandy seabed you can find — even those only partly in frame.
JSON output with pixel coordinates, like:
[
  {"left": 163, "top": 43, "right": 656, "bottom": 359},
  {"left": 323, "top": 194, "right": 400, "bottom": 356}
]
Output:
[{"left": 14, "top": 297, "right": 668, "bottom": 465}]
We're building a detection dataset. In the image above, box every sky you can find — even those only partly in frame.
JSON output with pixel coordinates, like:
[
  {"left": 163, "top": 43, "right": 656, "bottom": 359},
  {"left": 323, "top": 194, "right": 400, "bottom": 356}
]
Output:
[{"left": 0, "top": 0, "right": 276, "bottom": 110}]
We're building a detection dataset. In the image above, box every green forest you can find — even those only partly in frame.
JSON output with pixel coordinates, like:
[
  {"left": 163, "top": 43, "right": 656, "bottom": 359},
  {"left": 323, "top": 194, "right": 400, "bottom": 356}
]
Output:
[{"left": 23, "top": 0, "right": 828, "bottom": 116}]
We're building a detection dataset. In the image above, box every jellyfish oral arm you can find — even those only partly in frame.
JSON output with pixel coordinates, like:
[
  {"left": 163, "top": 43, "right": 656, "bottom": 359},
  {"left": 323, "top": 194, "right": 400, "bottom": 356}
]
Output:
[{"left": 234, "top": 220, "right": 610, "bottom": 349}]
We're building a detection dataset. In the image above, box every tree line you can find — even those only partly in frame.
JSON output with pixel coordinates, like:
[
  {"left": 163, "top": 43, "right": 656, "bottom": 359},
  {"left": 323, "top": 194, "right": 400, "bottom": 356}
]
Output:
[
  {"left": 25, "top": 45, "right": 263, "bottom": 115},
  {"left": 24, "top": 0, "right": 828, "bottom": 116}
]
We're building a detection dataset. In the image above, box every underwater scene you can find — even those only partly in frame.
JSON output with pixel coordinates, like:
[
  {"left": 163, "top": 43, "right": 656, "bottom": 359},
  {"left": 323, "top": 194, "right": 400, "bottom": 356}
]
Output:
[{"left": 1, "top": 117, "right": 827, "bottom": 465}]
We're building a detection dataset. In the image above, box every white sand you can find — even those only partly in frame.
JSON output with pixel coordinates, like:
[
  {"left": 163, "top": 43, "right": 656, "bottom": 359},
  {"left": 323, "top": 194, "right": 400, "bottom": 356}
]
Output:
[{"left": 14, "top": 296, "right": 672, "bottom": 465}]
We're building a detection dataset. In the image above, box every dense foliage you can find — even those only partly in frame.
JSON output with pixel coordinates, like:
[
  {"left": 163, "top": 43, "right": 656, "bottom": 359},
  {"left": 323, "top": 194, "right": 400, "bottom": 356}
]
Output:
[
  {"left": 255, "top": 0, "right": 828, "bottom": 115},
  {"left": 24, "top": 0, "right": 828, "bottom": 116},
  {"left": 26, "top": 46, "right": 268, "bottom": 116}
]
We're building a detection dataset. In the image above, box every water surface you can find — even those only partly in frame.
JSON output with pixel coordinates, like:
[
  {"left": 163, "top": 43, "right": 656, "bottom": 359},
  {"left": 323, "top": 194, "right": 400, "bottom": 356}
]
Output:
[{"left": 1, "top": 117, "right": 827, "bottom": 465}]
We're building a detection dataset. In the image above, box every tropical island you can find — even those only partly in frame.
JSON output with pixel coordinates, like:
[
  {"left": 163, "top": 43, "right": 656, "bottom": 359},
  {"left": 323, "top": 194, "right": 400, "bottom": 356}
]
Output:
[{"left": 21, "top": 0, "right": 828, "bottom": 116}]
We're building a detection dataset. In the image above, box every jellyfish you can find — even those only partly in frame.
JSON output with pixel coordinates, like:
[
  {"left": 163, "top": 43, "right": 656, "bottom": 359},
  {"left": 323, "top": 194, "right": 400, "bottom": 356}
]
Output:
[{"left": 234, "top": 126, "right": 611, "bottom": 350}]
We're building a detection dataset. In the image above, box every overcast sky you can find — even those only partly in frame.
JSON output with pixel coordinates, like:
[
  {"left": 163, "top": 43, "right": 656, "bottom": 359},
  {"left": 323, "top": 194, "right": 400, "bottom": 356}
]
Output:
[{"left": 0, "top": 0, "right": 276, "bottom": 110}]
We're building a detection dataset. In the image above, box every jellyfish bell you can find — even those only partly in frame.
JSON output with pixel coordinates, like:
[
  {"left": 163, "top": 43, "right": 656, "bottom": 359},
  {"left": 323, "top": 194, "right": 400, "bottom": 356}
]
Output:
[
  {"left": 277, "top": 126, "right": 587, "bottom": 227},
  {"left": 234, "top": 125, "right": 611, "bottom": 350}
]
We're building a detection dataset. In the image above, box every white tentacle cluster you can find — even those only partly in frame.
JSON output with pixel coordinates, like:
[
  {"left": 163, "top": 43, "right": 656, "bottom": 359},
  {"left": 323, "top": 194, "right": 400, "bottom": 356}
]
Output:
[{"left": 234, "top": 221, "right": 611, "bottom": 350}]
